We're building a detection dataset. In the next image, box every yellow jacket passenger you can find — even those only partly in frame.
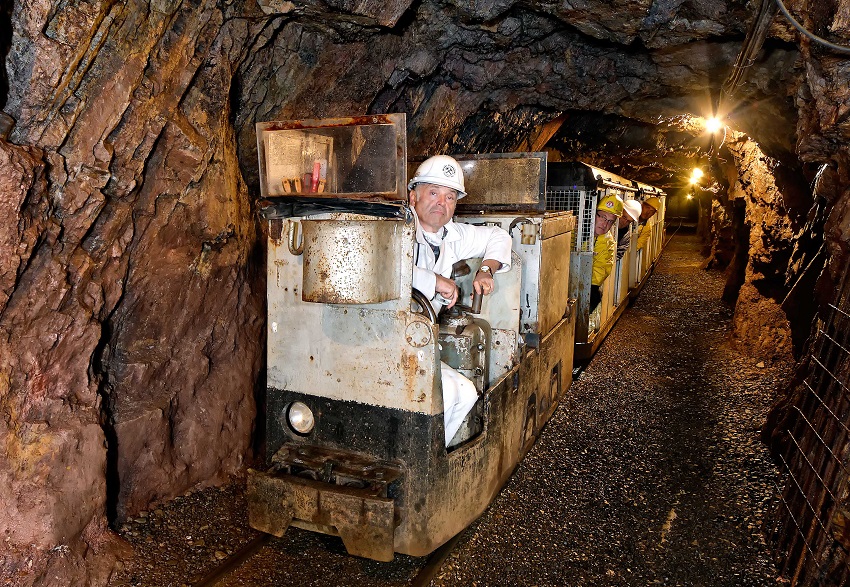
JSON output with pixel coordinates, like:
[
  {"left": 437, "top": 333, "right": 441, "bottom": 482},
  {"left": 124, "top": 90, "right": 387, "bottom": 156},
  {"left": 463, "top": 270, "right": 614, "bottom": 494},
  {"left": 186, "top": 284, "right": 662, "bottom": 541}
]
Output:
[
  {"left": 636, "top": 219, "right": 653, "bottom": 250},
  {"left": 592, "top": 232, "right": 616, "bottom": 286}
]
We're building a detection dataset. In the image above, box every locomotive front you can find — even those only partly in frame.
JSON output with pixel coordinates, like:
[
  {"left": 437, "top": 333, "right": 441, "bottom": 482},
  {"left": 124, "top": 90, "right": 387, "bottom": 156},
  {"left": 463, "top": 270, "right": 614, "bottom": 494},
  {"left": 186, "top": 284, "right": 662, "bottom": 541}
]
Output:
[{"left": 247, "top": 115, "right": 452, "bottom": 561}]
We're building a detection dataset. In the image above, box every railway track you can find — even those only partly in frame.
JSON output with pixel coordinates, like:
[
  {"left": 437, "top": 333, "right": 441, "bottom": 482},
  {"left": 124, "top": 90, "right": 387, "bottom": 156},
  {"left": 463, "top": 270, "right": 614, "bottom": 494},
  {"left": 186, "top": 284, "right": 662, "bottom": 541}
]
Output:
[
  {"left": 189, "top": 531, "right": 464, "bottom": 587},
  {"left": 190, "top": 534, "right": 272, "bottom": 587}
]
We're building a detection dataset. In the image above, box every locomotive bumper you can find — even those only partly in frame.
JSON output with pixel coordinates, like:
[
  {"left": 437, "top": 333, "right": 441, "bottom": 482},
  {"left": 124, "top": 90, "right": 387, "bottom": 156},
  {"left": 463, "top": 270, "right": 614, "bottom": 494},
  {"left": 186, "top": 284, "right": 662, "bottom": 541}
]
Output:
[{"left": 247, "top": 444, "right": 404, "bottom": 562}]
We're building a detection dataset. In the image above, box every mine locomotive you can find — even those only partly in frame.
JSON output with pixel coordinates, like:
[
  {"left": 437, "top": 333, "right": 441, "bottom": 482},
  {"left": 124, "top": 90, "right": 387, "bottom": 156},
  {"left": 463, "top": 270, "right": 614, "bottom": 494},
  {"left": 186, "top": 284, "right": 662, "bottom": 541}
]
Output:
[{"left": 246, "top": 114, "right": 577, "bottom": 560}]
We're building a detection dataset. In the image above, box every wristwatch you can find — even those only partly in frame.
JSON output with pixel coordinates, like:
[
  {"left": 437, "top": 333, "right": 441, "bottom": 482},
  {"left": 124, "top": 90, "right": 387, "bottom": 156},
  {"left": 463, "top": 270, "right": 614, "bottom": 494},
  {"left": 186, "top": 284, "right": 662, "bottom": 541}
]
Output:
[{"left": 477, "top": 265, "right": 492, "bottom": 275}]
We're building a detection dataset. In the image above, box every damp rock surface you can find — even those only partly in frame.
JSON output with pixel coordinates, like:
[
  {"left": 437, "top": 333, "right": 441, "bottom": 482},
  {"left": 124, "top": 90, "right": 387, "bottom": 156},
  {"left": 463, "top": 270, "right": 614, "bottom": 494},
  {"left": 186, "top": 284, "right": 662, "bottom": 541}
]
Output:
[{"left": 107, "top": 232, "right": 790, "bottom": 586}]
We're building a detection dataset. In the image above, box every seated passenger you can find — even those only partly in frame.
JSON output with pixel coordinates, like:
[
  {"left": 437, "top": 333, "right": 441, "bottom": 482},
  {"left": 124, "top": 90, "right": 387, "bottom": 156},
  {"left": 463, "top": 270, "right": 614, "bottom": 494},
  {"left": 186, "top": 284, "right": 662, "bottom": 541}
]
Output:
[
  {"left": 635, "top": 196, "right": 661, "bottom": 251},
  {"left": 617, "top": 199, "right": 642, "bottom": 260},
  {"left": 408, "top": 155, "right": 512, "bottom": 445},
  {"left": 590, "top": 194, "right": 624, "bottom": 310}
]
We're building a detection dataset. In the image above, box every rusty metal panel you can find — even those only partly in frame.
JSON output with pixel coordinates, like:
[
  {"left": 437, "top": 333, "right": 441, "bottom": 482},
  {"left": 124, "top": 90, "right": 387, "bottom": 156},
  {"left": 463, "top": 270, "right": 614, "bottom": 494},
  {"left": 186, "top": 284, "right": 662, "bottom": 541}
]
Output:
[
  {"left": 300, "top": 218, "right": 403, "bottom": 304},
  {"left": 247, "top": 470, "right": 293, "bottom": 538},
  {"left": 454, "top": 153, "right": 548, "bottom": 212},
  {"left": 409, "top": 153, "right": 547, "bottom": 212},
  {"left": 267, "top": 215, "right": 440, "bottom": 414},
  {"left": 247, "top": 468, "right": 398, "bottom": 562},
  {"left": 488, "top": 328, "right": 519, "bottom": 386}
]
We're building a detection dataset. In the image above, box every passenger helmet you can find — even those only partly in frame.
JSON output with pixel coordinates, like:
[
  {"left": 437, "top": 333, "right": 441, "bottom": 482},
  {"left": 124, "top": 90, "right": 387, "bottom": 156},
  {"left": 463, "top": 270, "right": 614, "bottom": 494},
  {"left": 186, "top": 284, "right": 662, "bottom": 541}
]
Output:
[
  {"left": 645, "top": 196, "right": 661, "bottom": 210},
  {"left": 623, "top": 200, "right": 642, "bottom": 222},
  {"left": 596, "top": 194, "right": 624, "bottom": 217},
  {"left": 408, "top": 155, "right": 467, "bottom": 198}
]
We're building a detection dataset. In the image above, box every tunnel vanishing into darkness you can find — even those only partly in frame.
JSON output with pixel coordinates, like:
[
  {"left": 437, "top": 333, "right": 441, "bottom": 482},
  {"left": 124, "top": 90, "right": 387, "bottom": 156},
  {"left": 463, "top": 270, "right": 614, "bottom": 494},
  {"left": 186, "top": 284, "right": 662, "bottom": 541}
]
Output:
[{"left": 0, "top": 0, "right": 849, "bottom": 585}]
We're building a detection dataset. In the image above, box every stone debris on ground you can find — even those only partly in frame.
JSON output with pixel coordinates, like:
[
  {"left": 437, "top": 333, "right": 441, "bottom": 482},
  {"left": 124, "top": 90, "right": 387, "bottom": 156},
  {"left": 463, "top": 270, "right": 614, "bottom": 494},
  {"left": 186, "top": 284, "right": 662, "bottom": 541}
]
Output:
[{"left": 108, "top": 232, "right": 791, "bottom": 586}]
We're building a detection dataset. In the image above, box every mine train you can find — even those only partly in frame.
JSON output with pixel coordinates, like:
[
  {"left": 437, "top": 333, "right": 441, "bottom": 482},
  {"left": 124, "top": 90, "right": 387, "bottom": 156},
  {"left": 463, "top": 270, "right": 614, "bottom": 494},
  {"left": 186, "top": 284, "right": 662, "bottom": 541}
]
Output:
[{"left": 246, "top": 114, "right": 666, "bottom": 561}]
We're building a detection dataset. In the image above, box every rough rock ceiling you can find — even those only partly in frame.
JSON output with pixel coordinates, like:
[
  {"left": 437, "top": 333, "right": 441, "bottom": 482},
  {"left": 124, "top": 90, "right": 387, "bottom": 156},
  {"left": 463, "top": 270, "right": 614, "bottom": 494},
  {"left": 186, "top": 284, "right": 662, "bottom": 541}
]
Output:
[{"left": 235, "top": 0, "right": 804, "bottom": 194}]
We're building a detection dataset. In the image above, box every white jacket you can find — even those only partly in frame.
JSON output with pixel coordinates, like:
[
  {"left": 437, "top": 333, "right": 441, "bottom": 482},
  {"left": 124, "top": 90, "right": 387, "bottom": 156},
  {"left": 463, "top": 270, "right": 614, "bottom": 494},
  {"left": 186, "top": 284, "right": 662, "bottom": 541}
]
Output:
[{"left": 411, "top": 209, "right": 512, "bottom": 309}]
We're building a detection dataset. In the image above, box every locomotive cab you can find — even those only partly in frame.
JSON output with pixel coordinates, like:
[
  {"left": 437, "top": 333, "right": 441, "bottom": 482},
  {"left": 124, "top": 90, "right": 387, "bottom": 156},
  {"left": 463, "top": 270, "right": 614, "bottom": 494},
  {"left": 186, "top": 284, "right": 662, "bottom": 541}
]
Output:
[{"left": 247, "top": 116, "right": 575, "bottom": 561}]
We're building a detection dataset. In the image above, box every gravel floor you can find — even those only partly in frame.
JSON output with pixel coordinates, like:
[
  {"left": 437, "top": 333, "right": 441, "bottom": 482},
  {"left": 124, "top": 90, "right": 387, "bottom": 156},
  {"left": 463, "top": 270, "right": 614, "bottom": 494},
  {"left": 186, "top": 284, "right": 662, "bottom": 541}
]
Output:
[{"left": 109, "top": 232, "right": 792, "bottom": 586}]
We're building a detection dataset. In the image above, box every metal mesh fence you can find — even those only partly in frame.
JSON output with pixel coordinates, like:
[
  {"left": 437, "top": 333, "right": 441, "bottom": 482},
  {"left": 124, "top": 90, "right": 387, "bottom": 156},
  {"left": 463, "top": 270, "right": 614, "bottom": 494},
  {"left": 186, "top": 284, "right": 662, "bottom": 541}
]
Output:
[
  {"left": 770, "top": 263, "right": 850, "bottom": 586},
  {"left": 546, "top": 189, "right": 595, "bottom": 251}
]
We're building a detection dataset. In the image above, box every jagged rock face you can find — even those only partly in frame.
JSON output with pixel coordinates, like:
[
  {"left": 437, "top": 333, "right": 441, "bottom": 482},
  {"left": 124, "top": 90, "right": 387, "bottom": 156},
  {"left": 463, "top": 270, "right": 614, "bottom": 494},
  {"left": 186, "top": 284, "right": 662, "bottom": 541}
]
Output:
[
  {"left": 721, "top": 131, "right": 796, "bottom": 361},
  {"left": 1, "top": 0, "right": 848, "bottom": 584},
  {"left": 234, "top": 1, "right": 802, "bottom": 186},
  {"left": 2, "top": 1, "right": 264, "bottom": 584}
]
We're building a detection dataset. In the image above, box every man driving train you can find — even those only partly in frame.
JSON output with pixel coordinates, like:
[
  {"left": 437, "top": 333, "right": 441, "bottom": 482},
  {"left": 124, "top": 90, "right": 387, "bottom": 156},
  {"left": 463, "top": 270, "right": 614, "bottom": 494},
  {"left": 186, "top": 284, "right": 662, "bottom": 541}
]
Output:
[{"left": 408, "top": 155, "right": 512, "bottom": 445}]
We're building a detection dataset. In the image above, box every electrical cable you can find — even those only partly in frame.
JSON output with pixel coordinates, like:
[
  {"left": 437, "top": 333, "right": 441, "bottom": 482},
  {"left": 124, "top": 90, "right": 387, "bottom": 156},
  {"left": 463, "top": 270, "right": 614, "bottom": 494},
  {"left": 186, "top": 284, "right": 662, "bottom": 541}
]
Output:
[
  {"left": 723, "top": 0, "right": 777, "bottom": 99},
  {"left": 774, "top": 0, "right": 850, "bottom": 54}
]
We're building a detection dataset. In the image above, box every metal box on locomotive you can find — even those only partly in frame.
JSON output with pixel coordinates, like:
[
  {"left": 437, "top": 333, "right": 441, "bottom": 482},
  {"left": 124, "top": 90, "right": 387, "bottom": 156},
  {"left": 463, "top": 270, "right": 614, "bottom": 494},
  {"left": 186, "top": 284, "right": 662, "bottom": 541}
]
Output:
[{"left": 247, "top": 115, "right": 576, "bottom": 561}]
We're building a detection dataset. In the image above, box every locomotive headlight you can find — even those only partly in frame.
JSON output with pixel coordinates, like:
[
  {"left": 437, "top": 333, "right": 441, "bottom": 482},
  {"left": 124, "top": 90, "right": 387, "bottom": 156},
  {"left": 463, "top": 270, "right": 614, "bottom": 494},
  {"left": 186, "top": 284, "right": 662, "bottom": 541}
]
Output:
[{"left": 287, "top": 401, "right": 315, "bottom": 435}]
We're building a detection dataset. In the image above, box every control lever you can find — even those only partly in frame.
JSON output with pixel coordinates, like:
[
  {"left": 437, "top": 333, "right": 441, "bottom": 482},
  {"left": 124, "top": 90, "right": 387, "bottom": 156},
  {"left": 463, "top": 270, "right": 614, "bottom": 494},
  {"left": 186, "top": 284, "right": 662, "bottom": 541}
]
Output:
[{"left": 470, "top": 289, "right": 482, "bottom": 314}]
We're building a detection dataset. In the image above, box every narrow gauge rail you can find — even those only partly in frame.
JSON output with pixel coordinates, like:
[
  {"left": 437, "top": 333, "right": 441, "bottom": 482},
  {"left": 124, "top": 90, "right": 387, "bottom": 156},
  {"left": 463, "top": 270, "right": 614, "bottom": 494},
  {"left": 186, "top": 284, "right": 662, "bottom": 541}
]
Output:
[
  {"left": 189, "top": 531, "right": 463, "bottom": 586},
  {"left": 191, "top": 534, "right": 272, "bottom": 587}
]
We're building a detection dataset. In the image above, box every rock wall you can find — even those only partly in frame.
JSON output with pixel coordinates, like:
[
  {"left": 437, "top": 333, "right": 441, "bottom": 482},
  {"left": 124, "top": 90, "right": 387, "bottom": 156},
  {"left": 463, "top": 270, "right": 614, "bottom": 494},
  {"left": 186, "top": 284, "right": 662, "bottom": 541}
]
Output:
[
  {"left": 790, "top": 0, "right": 850, "bottom": 285},
  {"left": 1, "top": 1, "right": 264, "bottom": 584},
  {"left": 721, "top": 131, "right": 797, "bottom": 362}
]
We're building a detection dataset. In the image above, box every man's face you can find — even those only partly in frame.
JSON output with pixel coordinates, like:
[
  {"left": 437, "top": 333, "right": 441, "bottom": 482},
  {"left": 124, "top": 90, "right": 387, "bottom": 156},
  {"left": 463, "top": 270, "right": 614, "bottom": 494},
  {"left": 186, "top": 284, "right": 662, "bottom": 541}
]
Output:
[
  {"left": 410, "top": 183, "right": 458, "bottom": 233},
  {"left": 618, "top": 214, "right": 633, "bottom": 229},
  {"left": 640, "top": 203, "right": 658, "bottom": 222},
  {"left": 594, "top": 210, "right": 617, "bottom": 236}
]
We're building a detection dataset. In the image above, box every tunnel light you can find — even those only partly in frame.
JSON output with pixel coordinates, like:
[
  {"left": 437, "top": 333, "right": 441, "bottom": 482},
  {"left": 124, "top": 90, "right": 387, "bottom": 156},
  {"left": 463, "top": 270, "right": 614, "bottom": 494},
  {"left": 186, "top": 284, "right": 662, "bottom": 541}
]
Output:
[
  {"left": 689, "top": 167, "right": 703, "bottom": 185},
  {"left": 705, "top": 117, "right": 722, "bottom": 134},
  {"left": 687, "top": 194, "right": 694, "bottom": 200}
]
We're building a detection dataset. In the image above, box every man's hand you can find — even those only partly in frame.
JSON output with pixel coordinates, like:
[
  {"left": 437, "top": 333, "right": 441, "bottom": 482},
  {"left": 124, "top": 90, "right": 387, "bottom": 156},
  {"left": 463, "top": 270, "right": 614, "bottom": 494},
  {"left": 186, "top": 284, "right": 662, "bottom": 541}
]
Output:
[
  {"left": 434, "top": 274, "right": 459, "bottom": 308},
  {"left": 472, "top": 271, "right": 495, "bottom": 296},
  {"left": 472, "top": 260, "right": 499, "bottom": 297}
]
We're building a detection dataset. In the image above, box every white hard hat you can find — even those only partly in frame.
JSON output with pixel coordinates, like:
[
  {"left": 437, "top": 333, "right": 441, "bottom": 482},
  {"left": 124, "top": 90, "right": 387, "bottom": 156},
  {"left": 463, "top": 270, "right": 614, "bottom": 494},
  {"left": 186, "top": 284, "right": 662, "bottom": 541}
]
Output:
[
  {"left": 408, "top": 155, "right": 466, "bottom": 198},
  {"left": 623, "top": 199, "right": 642, "bottom": 222}
]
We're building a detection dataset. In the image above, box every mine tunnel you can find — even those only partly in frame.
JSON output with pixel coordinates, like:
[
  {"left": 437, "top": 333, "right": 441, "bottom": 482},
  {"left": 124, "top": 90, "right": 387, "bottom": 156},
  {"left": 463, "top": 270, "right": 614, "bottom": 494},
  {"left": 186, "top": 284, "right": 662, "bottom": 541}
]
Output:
[{"left": 1, "top": 0, "right": 849, "bottom": 586}]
